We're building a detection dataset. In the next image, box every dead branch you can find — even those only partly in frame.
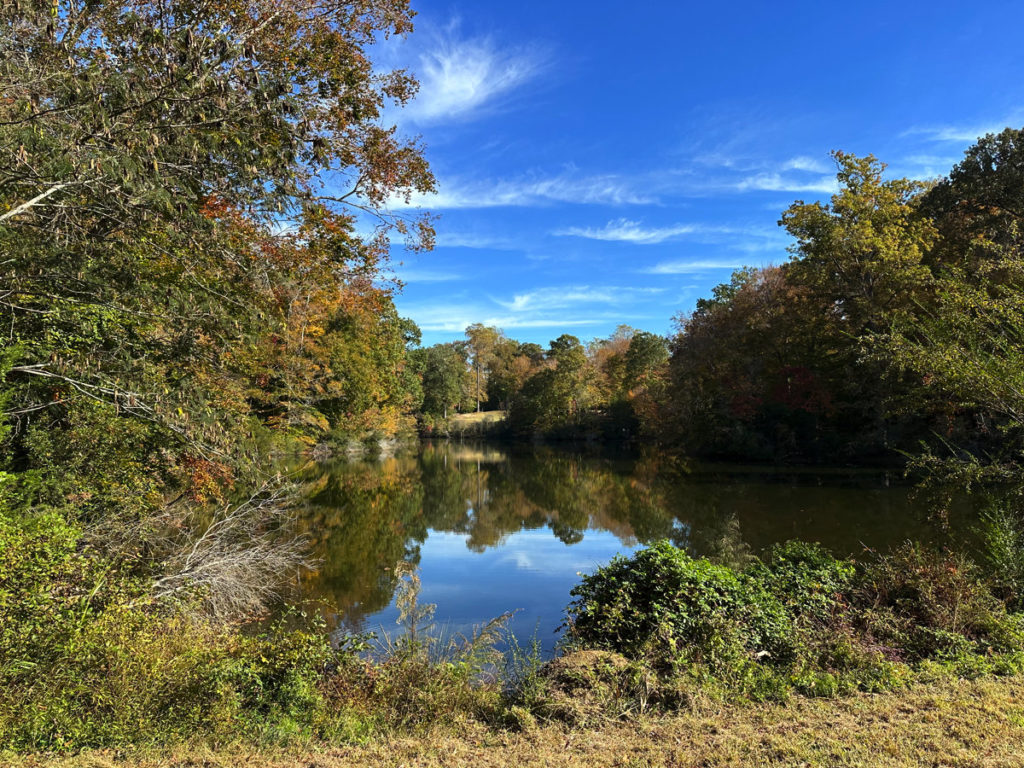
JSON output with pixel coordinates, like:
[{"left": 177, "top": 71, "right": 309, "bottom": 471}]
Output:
[{"left": 149, "top": 481, "right": 311, "bottom": 621}]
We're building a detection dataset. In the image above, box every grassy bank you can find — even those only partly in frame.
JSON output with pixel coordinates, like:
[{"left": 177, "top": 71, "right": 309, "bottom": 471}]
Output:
[
  {"left": 9, "top": 675, "right": 1024, "bottom": 767},
  {"left": 7, "top": 514, "right": 1024, "bottom": 761}
]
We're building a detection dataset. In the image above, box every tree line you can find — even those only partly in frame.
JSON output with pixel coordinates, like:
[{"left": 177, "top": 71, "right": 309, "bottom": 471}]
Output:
[
  {"left": 409, "top": 323, "right": 668, "bottom": 439},
  {"left": 410, "top": 132, "right": 1024, "bottom": 480}
]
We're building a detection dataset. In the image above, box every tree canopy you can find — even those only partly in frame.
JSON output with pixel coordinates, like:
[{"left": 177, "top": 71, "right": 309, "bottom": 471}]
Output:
[{"left": 1, "top": 0, "right": 434, "bottom": 510}]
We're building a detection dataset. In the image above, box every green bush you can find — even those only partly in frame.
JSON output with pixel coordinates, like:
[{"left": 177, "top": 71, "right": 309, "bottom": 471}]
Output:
[
  {"left": 0, "top": 510, "right": 143, "bottom": 673},
  {"left": 564, "top": 541, "right": 794, "bottom": 669},
  {"left": 0, "top": 508, "right": 342, "bottom": 750},
  {"left": 979, "top": 506, "right": 1024, "bottom": 610},
  {"left": 747, "top": 540, "right": 855, "bottom": 625},
  {"left": 561, "top": 539, "right": 1024, "bottom": 709}
]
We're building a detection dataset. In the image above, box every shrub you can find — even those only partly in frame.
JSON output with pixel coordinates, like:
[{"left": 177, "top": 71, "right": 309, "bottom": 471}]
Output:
[
  {"left": 561, "top": 539, "right": 1024, "bottom": 709},
  {"left": 747, "top": 540, "right": 855, "bottom": 625},
  {"left": 564, "top": 541, "right": 794, "bottom": 670},
  {"left": 0, "top": 508, "right": 342, "bottom": 750},
  {"left": 0, "top": 510, "right": 143, "bottom": 677},
  {"left": 855, "top": 542, "right": 1024, "bottom": 661},
  {"left": 979, "top": 505, "right": 1024, "bottom": 610}
]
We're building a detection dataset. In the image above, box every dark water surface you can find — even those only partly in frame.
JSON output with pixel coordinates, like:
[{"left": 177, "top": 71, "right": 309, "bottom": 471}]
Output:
[{"left": 292, "top": 442, "right": 974, "bottom": 653}]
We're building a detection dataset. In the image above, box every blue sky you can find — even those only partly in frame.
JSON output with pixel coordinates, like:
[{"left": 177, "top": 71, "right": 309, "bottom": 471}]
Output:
[{"left": 371, "top": 0, "right": 1024, "bottom": 347}]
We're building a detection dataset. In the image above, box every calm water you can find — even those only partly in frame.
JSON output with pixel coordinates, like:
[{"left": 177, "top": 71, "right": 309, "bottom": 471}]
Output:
[{"left": 292, "top": 442, "right": 974, "bottom": 654}]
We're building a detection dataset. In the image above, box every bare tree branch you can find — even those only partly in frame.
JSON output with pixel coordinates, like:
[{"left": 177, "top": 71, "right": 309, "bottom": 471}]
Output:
[
  {"left": 0, "top": 182, "right": 74, "bottom": 223},
  {"left": 149, "top": 482, "right": 311, "bottom": 620}
]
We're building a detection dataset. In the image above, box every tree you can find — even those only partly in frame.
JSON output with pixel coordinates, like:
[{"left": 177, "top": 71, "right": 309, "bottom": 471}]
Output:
[
  {"left": 624, "top": 331, "right": 669, "bottom": 392},
  {"left": 486, "top": 337, "right": 547, "bottom": 411},
  {"left": 1, "top": 0, "right": 435, "bottom": 496},
  {"left": 509, "top": 334, "right": 601, "bottom": 434},
  {"left": 464, "top": 324, "right": 501, "bottom": 412},
  {"left": 781, "top": 152, "right": 936, "bottom": 334},
  {"left": 0, "top": 0, "right": 436, "bottom": 613},
  {"left": 665, "top": 266, "right": 835, "bottom": 459},
  {"left": 588, "top": 325, "right": 635, "bottom": 399},
  {"left": 1, "top": 0, "right": 433, "bottom": 237},
  {"left": 412, "top": 343, "right": 470, "bottom": 421},
  {"left": 777, "top": 153, "right": 939, "bottom": 455},
  {"left": 316, "top": 290, "right": 421, "bottom": 438},
  {"left": 662, "top": 148, "right": 1008, "bottom": 462},
  {"left": 887, "top": 128, "right": 1024, "bottom": 480}
]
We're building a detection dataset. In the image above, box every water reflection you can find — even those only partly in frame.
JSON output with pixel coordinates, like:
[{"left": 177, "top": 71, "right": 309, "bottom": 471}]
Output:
[{"left": 293, "top": 442, "right": 968, "bottom": 650}]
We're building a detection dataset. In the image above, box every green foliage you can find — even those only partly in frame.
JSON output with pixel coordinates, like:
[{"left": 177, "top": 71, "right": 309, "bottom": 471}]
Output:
[
  {"left": 664, "top": 152, "right": 944, "bottom": 461},
  {"left": 624, "top": 331, "right": 669, "bottom": 392},
  {"left": 855, "top": 542, "right": 1024, "bottom": 661},
  {"left": 979, "top": 505, "right": 1024, "bottom": 610},
  {"left": 0, "top": 509, "right": 140, "bottom": 674},
  {"left": 0, "top": 5, "right": 441, "bottom": 751},
  {"left": 782, "top": 152, "right": 936, "bottom": 333},
  {"left": 656, "top": 129, "right": 1024, "bottom": 469},
  {"left": 565, "top": 541, "right": 794, "bottom": 669},
  {"left": 411, "top": 342, "right": 473, "bottom": 422},
  {"left": 465, "top": 324, "right": 502, "bottom": 412},
  {"left": 562, "top": 540, "right": 1024, "bottom": 706},
  {"left": 318, "top": 299, "right": 421, "bottom": 440},
  {"left": 0, "top": 507, "right": 343, "bottom": 750},
  {"left": 324, "top": 566, "right": 510, "bottom": 736},
  {"left": 884, "top": 134, "right": 1024, "bottom": 480},
  {"left": 748, "top": 540, "right": 855, "bottom": 625},
  {"left": 0, "top": 0, "right": 436, "bottom": 545},
  {"left": 509, "top": 335, "right": 602, "bottom": 436}
]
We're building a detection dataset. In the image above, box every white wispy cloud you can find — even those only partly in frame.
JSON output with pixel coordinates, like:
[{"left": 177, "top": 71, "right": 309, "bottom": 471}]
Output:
[
  {"left": 555, "top": 219, "right": 792, "bottom": 252},
  {"left": 555, "top": 218, "right": 699, "bottom": 244},
  {"left": 434, "top": 231, "right": 515, "bottom": 249},
  {"left": 400, "top": 286, "right": 664, "bottom": 333},
  {"left": 493, "top": 285, "right": 665, "bottom": 312},
  {"left": 902, "top": 154, "right": 960, "bottom": 168},
  {"left": 663, "top": 150, "right": 838, "bottom": 198},
  {"left": 734, "top": 173, "right": 839, "bottom": 194},
  {"left": 642, "top": 258, "right": 751, "bottom": 275},
  {"left": 903, "top": 116, "right": 1022, "bottom": 143},
  {"left": 781, "top": 156, "right": 829, "bottom": 173},
  {"left": 889, "top": 153, "right": 962, "bottom": 180},
  {"left": 410, "top": 310, "right": 606, "bottom": 333},
  {"left": 397, "top": 21, "right": 545, "bottom": 125},
  {"left": 689, "top": 152, "right": 830, "bottom": 176},
  {"left": 391, "top": 268, "right": 464, "bottom": 283},
  {"left": 391, "top": 173, "right": 654, "bottom": 209}
]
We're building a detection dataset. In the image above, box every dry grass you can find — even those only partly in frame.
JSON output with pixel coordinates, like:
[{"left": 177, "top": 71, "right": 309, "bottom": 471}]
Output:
[
  {"left": 12, "top": 676, "right": 1024, "bottom": 767},
  {"left": 445, "top": 410, "right": 507, "bottom": 438},
  {"left": 450, "top": 410, "right": 506, "bottom": 425}
]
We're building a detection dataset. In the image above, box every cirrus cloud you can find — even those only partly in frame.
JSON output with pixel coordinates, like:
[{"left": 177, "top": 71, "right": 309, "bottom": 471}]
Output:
[
  {"left": 398, "top": 21, "right": 547, "bottom": 125},
  {"left": 555, "top": 218, "right": 699, "bottom": 244}
]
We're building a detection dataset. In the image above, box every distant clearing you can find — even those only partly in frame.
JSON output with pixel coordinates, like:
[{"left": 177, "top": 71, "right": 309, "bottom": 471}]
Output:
[{"left": 450, "top": 410, "right": 507, "bottom": 425}]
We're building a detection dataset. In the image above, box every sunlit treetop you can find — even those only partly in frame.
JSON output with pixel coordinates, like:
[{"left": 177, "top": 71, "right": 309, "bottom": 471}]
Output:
[{"left": 0, "top": 0, "right": 435, "bottom": 255}]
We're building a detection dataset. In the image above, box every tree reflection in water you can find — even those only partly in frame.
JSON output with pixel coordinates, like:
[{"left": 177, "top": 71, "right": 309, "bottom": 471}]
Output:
[{"left": 292, "top": 442, "right": 958, "bottom": 637}]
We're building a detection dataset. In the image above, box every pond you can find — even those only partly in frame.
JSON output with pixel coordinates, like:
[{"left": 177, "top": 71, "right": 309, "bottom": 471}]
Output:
[{"left": 292, "top": 441, "right": 975, "bottom": 655}]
